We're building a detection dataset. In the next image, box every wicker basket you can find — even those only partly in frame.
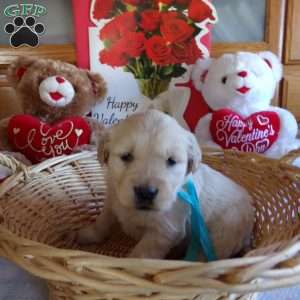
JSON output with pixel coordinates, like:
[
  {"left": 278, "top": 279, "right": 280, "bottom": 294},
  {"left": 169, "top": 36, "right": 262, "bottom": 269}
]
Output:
[{"left": 1, "top": 150, "right": 300, "bottom": 300}]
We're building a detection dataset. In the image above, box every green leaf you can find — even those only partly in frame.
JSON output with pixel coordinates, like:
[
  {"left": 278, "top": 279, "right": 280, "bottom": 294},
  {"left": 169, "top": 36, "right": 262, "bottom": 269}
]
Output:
[
  {"left": 172, "top": 65, "right": 187, "bottom": 78},
  {"left": 124, "top": 66, "right": 131, "bottom": 73},
  {"left": 103, "top": 39, "right": 112, "bottom": 49},
  {"left": 159, "top": 3, "right": 169, "bottom": 12},
  {"left": 126, "top": 3, "right": 137, "bottom": 12},
  {"left": 162, "top": 65, "right": 174, "bottom": 76}
]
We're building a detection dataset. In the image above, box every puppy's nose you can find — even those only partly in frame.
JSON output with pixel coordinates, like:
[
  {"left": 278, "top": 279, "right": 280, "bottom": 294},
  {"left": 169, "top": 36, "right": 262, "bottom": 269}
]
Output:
[{"left": 134, "top": 185, "right": 159, "bottom": 210}]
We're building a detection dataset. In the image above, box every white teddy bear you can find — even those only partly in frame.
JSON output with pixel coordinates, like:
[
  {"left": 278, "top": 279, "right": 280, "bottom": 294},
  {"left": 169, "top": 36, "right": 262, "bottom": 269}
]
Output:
[{"left": 192, "top": 51, "right": 300, "bottom": 159}]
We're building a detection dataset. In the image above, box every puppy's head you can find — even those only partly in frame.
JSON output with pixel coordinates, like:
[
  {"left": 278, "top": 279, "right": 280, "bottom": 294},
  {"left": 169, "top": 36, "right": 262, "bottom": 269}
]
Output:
[{"left": 98, "top": 110, "right": 201, "bottom": 212}]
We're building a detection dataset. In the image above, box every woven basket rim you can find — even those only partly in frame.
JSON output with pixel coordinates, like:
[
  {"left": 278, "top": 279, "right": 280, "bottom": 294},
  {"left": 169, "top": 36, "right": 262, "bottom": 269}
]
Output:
[
  {"left": 2, "top": 222, "right": 300, "bottom": 295},
  {"left": 0, "top": 151, "right": 101, "bottom": 198},
  {"left": 1, "top": 149, "right": 300, "bottom": 298}
]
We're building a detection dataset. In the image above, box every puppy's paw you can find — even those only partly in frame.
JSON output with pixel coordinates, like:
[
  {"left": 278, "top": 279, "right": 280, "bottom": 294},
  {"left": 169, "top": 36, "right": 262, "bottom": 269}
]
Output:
[
  {"left": 128, "top": 249, "right": 149, "bottom": 259},
  {"left": 77, "top": 224, "right": 106, "bottom": 245},
  {"left": 128, "top": 247, "right": 165, "bottom": 259}
]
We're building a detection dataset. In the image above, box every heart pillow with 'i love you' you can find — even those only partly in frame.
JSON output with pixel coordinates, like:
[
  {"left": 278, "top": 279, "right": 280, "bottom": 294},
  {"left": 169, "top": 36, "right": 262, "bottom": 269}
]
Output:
[
  {"left": 210, "top": 109, "right": 281, "bottom": 153},
  {"left": 8, "top": 115, "right": 91, "bottom": 163}
]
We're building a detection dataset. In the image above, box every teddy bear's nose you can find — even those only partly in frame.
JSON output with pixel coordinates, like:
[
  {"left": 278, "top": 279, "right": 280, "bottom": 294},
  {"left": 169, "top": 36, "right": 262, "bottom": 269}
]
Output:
[
  {"left": 238, "top": 71, "right": 248, "bottom": 78},
  {"left": 56, "top": 76, "right": 65, "bottom": 84}
]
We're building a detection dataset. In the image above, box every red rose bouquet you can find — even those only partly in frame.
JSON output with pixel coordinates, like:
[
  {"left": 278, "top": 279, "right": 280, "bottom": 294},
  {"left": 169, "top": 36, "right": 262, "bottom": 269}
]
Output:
[{"left": 93, "top": 0, "right": 216, "bottom": 99}]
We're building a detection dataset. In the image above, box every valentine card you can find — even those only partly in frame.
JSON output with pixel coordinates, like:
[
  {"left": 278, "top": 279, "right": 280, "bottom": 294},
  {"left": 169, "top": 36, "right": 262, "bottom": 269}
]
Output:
[{"left": 73, "top": 0, "right": 218, "bottom": 129}]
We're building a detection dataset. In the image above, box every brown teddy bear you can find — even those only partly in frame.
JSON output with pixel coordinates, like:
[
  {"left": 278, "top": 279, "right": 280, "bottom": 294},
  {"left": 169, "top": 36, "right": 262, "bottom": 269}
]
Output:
[{"left": 0, "top": 56, "right": 107, "bottom": 168}]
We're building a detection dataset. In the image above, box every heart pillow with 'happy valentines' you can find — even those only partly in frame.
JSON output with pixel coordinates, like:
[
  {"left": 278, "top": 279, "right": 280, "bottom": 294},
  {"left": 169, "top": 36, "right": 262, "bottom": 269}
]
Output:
[
  {"left": 8, "top": 115, "right": 91, "bottom": 163},
  {"left": 210, "top": 109, "right": 281, "bottom": 153}
]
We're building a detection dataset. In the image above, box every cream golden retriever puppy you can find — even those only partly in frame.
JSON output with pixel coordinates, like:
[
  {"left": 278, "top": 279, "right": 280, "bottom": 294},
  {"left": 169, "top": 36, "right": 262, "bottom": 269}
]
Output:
[{"left": 78, "top": 110, "right": 254, "bottom": 259}]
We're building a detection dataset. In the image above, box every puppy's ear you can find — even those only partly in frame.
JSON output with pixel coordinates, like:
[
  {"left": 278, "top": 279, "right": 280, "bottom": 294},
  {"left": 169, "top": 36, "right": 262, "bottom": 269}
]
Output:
[
  {"left": 97, "top": 129, "right": 110, "bottom": 164},
  {"left": 186, "top": 131, "right": 202, "bottom": 174},
  {"left": 7, "top": 56, "right": 36, "bottom": 87}
]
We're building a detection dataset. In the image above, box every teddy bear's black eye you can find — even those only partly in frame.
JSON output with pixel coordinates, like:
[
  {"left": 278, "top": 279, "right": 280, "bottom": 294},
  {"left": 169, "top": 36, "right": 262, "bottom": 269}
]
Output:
[
  {"left": 167, "top": 157, "right": 177, "bottom": 167},
  {"left": 120, "top": 152, "right": 134, "bottom": 163},
  {"left": 222, "top": 76, "right": 227, "bottom": 84}
]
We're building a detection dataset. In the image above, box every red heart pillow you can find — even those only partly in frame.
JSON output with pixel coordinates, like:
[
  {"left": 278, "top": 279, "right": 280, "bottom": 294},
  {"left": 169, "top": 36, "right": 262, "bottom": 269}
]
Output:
[
  {"left": 210, "top": 109, "right": 280, "bottom": 153},
  {"left": 8, "top": 115, "right": 91, "bottom": 163}
]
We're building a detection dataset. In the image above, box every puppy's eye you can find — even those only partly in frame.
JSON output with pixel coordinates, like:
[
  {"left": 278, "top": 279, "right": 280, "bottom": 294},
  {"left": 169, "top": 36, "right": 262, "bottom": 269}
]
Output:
[
  {"left": 222, "top": 76, "right": 227, "bottom": 84},
  {"left": 167, "top": 157, "right": 176, "bottom": 167},
  {"left": 120, "top": 152, "right": 134, "bottom": 163}
]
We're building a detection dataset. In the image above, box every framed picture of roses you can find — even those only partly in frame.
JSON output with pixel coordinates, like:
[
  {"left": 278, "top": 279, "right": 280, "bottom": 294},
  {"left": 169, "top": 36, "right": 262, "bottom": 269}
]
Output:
[{"left": 73, "top": 0, "right": 217, "bottom": 128}]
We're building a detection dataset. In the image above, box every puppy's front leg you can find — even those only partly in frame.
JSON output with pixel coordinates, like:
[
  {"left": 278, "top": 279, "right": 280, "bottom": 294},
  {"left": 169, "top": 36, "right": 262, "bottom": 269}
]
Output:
[
  {"left": 77, "top": 208, "right": 116, "bottom": 245},
  {"left": 129, "top": 231, "right": 176, "bottom": 259}
]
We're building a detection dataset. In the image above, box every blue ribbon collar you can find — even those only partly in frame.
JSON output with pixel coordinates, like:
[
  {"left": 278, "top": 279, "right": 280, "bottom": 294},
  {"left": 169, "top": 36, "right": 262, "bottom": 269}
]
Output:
[{"left": 177, "top": 176, "right": 217, "bottom": 262}]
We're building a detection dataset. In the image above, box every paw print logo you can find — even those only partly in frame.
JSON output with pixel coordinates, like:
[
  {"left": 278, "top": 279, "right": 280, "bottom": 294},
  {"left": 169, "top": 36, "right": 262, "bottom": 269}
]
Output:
[{"left": 4, "top": 16, "right": 45, "bottom": 48}]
